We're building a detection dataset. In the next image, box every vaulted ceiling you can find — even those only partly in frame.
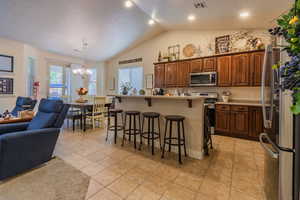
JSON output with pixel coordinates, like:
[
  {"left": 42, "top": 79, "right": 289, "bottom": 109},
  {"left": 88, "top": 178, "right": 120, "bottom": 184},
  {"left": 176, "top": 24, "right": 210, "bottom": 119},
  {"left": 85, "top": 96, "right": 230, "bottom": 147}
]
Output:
[{"left": 0, "top": 0, "right": 292, "bottom": 61}]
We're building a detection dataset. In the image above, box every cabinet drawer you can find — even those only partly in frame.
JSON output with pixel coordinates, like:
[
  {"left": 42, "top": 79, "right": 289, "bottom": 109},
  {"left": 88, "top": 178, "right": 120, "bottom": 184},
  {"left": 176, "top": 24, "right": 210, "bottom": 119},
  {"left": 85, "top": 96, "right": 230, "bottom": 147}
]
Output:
[
  {"left": 216, "top": 104, "right": 230, "bottom": 111},
  {"left": 231, "top": 105, "right": 249, "bottom": 112}
]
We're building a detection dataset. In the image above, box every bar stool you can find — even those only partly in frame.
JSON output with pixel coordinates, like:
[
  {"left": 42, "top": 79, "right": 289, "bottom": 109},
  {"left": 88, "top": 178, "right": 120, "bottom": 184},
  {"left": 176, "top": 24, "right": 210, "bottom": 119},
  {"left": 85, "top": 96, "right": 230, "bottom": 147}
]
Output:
[
  {"left": 106, "top": 109, "right": 124, "bottom": 144},
  {"left": 139, "top": 112, "right": 161, "bottom": 155},
  {"left": 122, "top": 111, "right": 141, "bottom": 149},
  {"left": 161, "top": 115, "right": 187, "bottom": 164}
]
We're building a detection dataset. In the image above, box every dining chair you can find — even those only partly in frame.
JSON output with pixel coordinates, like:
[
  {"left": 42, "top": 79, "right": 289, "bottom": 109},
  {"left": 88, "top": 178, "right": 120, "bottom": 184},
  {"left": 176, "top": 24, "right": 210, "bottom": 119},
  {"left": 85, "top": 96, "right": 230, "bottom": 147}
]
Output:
[{"left": 86, "top": 97, "right": 107, "bottom": 129}]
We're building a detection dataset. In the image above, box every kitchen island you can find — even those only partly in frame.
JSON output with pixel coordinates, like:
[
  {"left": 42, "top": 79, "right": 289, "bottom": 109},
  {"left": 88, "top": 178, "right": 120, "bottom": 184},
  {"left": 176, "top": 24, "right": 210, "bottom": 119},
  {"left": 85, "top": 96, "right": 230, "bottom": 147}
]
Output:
[{"left": 114, "top": 95, "right": 206, "bottom": 160}]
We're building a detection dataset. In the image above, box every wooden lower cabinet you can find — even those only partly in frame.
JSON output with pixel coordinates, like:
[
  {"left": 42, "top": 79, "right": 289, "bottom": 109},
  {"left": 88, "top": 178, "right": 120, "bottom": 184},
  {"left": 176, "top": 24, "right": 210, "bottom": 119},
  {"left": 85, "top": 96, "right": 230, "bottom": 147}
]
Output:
[
  {"left": 249, "top": 107, "right": 264, "bottom": 139},
  {"left": 215, "top": 110, "right": 231, "bottom": 133},
  {"left": 215, "top": 105, "right": 263, "bottom": 140},
  {"left": 230, "top": 110, "right": 249, "bottom": 137}
]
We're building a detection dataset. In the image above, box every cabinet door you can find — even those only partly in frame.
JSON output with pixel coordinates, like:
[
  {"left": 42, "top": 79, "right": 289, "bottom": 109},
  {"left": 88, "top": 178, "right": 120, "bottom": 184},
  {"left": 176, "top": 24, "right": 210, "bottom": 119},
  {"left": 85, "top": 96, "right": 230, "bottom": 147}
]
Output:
[
  {"left": 230, "top": 110, "right": 249, "bottom": 136},
  {"left": 232, "top": 54, "right": 250, "bottom": 86},
  {"left": 154, "top": 64, "right": 165, "bottom": 88},
  {"left": 249, "top": 107, "right": 264, "bottom": 139},
  {"left": 190, "top": 59, "right": 203, "bottom": 73},
  {"left": 165, "top": 63, "right": 178, "bottom": 87},
  {"left": 217, "top": 56, "right": 232, "bottom": 86},
  {"left": 250, "top": 52, "right": 264, "bottom": 86},
  {"left": 203, "top": 58, "right": 216, "bottom": 72},
  {"left": 177, "top": 61, "right": 190, "bottom": 87},
  {"left": 215, "top": 110, "right": 231, "bottom": 133}
]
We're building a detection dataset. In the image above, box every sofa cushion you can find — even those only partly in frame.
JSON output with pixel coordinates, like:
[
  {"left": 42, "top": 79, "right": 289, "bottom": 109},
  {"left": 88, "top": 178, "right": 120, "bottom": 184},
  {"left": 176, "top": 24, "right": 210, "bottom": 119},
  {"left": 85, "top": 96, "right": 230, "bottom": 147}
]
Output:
[{"left": 27, "top": 112, "right": 58, "bottom": 130}]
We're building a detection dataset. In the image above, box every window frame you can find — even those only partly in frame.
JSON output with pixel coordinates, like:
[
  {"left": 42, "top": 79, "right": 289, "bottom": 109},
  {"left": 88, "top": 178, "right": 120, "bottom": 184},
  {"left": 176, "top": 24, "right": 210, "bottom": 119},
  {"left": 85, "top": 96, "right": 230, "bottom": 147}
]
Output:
[
  {"left": 88, "top": 68, "right": 97, "bottom": 96},
  {"left": 48, "top": 64, "right": 71, "bottom": 98},
  {"left": 117, "top": 66, "right": 144, "bottom": 93}
]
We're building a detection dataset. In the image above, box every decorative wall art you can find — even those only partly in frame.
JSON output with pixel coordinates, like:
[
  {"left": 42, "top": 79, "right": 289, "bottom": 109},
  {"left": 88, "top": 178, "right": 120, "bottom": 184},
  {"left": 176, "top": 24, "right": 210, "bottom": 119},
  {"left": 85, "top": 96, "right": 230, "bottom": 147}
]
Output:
[
  {"left": 229, "top": 31, "right": 265, "bottom": 52},
  {"left": 183, "top": 44, "right": 197, "bottom": 57},
  {"left": 215, "top": 35, "right": 230, "bottom": 54},
  {"left": 0, "top": 55, "right": 14, "bottom": 72},
  {"left": 0, "top": 78, "right": 13, "bottom": 94},
  {"left": 168, "top": 45, "right": 180, "bottom": 61}
]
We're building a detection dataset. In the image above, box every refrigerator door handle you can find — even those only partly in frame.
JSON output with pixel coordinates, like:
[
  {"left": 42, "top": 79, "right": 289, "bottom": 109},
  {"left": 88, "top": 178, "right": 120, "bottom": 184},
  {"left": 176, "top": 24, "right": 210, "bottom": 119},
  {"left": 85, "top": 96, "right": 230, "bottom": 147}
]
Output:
[
  {"left": 261, "top": 45, "right": 273, "bottom": 129},
  {"left": 259, "top": 133, "right": 279, "bottom": 159}
]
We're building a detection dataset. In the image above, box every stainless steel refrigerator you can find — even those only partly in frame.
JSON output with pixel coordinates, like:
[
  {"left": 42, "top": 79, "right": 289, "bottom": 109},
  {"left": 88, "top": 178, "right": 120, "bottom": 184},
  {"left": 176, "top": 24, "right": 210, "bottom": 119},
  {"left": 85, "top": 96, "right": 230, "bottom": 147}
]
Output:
[{"left": 260, "top": 44, "right": 300, "bottom": 200}]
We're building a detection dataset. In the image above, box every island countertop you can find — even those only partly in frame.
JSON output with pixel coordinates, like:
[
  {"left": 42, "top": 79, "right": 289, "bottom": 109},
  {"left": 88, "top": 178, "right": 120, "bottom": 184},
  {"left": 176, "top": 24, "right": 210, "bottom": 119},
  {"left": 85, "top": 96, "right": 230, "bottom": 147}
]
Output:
[{"left": 113, "top": 95, "right": 205, "bottom": 100}]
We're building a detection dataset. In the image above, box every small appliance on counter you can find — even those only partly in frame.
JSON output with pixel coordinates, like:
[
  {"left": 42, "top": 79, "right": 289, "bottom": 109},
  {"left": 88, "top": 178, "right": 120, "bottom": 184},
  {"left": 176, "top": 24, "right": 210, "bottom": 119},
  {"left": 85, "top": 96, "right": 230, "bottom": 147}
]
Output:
[{"left": 153, "top": 88, "right": 165, "bottom": 96}]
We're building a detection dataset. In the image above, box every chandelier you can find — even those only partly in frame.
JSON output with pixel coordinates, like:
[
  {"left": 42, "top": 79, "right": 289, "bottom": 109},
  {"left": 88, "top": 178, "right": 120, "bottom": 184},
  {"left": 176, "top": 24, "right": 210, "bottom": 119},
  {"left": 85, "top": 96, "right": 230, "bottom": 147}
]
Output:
[{"left": 72, "top": 39, "right": 92, "bottom": 78}]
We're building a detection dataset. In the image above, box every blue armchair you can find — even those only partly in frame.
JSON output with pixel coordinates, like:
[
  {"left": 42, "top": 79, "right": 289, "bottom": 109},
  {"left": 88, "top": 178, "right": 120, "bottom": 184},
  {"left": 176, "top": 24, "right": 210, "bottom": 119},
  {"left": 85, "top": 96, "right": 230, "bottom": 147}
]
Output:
[
  {"left": 11, "top": 96, "right": 37, "bottom": 116},
  {"left": 0, "top": 99, "right": 70, "bottom": 180}
]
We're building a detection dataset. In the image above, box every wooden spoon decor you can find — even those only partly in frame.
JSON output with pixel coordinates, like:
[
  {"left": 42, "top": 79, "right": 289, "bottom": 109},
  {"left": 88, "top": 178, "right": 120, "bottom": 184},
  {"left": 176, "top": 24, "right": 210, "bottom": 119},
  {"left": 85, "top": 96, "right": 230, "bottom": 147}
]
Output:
[{"left": 183, "top": 44, "right": 197, "bottom": 57}]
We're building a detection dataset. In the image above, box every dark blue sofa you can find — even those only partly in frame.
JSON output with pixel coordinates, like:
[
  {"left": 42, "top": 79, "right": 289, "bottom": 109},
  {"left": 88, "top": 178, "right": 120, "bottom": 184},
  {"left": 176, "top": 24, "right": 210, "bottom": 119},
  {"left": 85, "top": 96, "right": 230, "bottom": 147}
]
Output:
[
  {"left": 0, "top": 99, "right": 70, "bottom": 180},
  {"left": 11, "top": 96, "right": 37, "bottom": 116}
]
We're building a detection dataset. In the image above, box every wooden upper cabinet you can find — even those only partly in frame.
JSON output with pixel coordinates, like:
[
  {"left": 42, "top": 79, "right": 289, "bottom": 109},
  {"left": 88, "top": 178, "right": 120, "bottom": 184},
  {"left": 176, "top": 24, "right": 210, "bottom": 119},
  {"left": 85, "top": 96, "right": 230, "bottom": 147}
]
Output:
[
  {"left": 203, "top": 57, "right": 216, "bottom": 72},
  {"left": 250, "top": 52, "right": 264, "bottom": 86},
  {"left": 232, "top": 54, "right": 250, "bottom": 86},
  {"left": 154, "top": 64, "right": 165, "bottom": 88},
  {"left": 177, "top": 61, "right": 190, "bottom": 87},
  {"left": 165, "top": 63, "right": 178, "bottom": 87},
  {"left": 217, "top": 56, "right": 232, "bottom": 87},
  {"left": 190, "top": 59, "right": 203, "bottom": 73}
]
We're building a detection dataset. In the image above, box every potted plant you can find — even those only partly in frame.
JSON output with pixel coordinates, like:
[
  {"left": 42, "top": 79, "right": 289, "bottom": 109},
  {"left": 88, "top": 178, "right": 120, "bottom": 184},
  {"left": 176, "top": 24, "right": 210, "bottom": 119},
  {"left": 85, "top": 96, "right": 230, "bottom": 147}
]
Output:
[
  {"left": 222, "top": 91, "right": 232, "bottom": 103},
  {"left": 269, "top": 1, "right": 300, "bottom": 114},
  {"left": 120, "top": 82, "right": 132, "bottom": 95}
]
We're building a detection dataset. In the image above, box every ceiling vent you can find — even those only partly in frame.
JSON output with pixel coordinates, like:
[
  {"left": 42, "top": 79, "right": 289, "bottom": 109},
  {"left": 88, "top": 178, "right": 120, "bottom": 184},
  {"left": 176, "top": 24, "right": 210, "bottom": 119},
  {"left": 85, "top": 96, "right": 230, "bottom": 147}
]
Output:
[{"left": 193, "top": 0, "right": 207, "bottom": 8}]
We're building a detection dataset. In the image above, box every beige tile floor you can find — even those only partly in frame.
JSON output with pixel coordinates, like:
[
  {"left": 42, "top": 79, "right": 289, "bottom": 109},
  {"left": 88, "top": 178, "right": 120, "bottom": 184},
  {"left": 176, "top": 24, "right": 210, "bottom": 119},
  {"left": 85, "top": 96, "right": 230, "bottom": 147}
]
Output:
[{"left": 54, "top": 127, "right": 266, "bottom": 200}]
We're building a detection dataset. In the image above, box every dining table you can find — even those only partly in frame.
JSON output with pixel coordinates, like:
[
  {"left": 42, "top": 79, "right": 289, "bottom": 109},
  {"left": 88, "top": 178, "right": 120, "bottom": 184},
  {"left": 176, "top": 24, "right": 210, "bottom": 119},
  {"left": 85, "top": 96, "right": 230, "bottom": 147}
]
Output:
[{"left": 66, "top": 101, "right": 112, "bottom": 132}]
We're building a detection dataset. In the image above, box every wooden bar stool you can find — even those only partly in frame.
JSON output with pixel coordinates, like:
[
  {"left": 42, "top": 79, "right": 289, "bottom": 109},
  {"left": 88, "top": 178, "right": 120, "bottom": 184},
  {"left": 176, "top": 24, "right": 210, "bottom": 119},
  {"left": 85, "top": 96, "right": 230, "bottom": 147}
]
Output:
[
  {"left": 122, "top": 111, "right": 141, "bottom": 149},
  {"left": 106, "top": 109, "right": 124, "bottom": 144},
  {"left": 161, "top": 115, "right": 187, "bottom": 164},
  {"left": 139, "top": 112, "right": 161, "bottom": 155}
]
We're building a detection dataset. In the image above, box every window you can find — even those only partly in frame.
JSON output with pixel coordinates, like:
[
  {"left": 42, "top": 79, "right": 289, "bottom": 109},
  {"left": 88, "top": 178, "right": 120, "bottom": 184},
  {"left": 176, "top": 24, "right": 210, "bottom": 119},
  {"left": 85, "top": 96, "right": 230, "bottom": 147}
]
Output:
[
  {"left": 49, "top": 65, "right": 70, "bottom": 98},
  {"left": 118, "top": 66, "right": 143, "bottom": 93},
  {"left": 27, "top": 57, "right": 35, "bottom": 97},
  {"left": 88, "top": 68, "right": 97, "bottom": 95}
]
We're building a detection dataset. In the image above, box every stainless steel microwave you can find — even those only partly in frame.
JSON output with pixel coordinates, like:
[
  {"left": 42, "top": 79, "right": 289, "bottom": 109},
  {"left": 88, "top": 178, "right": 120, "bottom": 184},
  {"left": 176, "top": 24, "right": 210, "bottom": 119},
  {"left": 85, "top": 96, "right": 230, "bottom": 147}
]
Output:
[{"left": 189, "top": 72, "right": 217, "bottom": 87}]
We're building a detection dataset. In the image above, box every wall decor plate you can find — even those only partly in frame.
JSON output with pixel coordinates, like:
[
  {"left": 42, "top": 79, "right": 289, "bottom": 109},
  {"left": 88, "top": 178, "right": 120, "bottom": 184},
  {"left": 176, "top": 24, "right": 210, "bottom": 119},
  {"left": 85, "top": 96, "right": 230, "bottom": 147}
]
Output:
[{"left": 183, "top": 44, "right": 197, "bottom": 57}]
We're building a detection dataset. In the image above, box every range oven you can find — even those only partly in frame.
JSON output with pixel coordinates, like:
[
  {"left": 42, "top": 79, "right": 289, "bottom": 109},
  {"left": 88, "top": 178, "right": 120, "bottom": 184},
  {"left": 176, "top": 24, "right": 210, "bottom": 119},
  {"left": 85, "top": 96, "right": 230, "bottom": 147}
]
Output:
[{"left": 189, "top": 72, "right": 217, "bottom": 87}]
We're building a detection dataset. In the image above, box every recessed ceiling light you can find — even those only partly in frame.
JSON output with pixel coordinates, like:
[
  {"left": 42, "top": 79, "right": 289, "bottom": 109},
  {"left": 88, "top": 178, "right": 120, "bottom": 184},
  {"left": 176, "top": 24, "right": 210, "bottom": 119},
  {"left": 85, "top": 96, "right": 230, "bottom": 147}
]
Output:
[
  {"left": 124, "top": 0, "right": 133, "bottom": 8},
  {"left": 188, "top": 15, "right": 196, "bottom": 21},
  {"left": 240, "top": 12, "right": 250, "bottom": 18},
  {"left": 148, "top": 19, "right": 155, "bottom": 26}
]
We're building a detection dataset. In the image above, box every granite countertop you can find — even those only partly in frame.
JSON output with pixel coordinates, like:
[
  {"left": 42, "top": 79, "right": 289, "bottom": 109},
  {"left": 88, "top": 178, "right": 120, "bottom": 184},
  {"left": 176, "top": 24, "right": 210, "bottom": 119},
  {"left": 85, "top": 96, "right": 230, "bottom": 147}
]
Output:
[
  {"left": 215, "top": 100, "right": 265, "bottom": 106},
  {"left": 114, "top": 95, "right": 205, "bottom": 100}
]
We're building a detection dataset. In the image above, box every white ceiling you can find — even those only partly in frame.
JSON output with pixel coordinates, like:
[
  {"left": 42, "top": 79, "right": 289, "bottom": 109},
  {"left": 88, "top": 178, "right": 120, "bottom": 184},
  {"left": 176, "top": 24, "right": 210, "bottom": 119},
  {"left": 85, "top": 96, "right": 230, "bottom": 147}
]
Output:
[
  {"left": 0, "top": 0, "right": 163, "bottom": 61},
  {"left": 133, "top": 0, "right": 293, "bottom": 30},
  {"left": 0, "top": 0, "right": 293, "bottom": 61}
]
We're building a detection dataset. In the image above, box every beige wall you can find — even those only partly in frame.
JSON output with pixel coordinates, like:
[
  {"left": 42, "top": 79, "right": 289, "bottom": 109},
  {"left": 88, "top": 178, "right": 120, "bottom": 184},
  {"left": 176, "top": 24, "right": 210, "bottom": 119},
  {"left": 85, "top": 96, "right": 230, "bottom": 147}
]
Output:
[
  {"left": 105, "top": 29, "right": 271, "bottom": 100},
  {"left": 0, "top": 37, "right": 105, "bottom": 113}
]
